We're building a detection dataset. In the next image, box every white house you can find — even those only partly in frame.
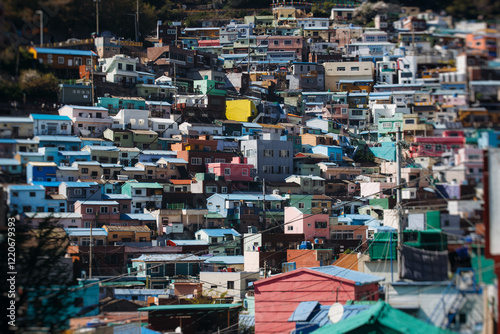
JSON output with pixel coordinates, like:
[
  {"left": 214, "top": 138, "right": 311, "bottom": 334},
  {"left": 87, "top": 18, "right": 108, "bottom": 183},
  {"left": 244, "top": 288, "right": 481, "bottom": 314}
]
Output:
[
  {"left": 111, "top": 109, "right": 149, "bottom": 130},
  {"left": 98, "top": 54, "right": 139, "bottom": 84},
  {"left": 149, "top": 118, "right": 180, "bottom": 138}
]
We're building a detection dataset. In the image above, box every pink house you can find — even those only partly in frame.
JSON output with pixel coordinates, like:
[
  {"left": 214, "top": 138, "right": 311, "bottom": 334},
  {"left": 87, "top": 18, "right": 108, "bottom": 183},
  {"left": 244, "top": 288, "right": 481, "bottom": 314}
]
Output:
[
  {"left": 253, "top": 266, "right": 384, "bottom": 334},
  {"left": 74, "top": 200, "right": 122, "bottom": 228},
  {"left": 284, "top": 207, "right": 330, "bottom": 241},
  {"left": 206, "top": 157, "right": 254, "bottom": 182},
  {"left": 454, "top": 147, "right": 484, "bottom": 185}
]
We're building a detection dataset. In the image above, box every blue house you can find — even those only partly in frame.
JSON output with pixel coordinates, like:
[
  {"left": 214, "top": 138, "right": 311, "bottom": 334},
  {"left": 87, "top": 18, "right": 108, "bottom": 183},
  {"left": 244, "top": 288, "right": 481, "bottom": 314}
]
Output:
[
  {"left": 7, "top": 184, "right": 66, "bottom": 213},
  {"left": 0, "top": 158, "right": 22, "bottom": 176},
  {"left": 309, "top": 145, "right": 343, "bottom": 162},
  {"left": 35, "top": 135, "right": 82, "bottom": 151},
  {"left": 241, "top": 122, "right": 263, "bottom": 136},
  {"left": 26, "top": 162, "right": 58, "bottom": 183},
  {"left": 478, "top": 130, "right": 500, "bottom": 149}
]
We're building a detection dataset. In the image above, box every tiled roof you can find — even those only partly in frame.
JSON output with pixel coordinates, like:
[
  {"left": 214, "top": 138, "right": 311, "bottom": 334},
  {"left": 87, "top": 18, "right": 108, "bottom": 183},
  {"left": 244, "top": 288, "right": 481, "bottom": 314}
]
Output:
[{"left": 104, "top": 225, "right": 150, "bottom": 232}]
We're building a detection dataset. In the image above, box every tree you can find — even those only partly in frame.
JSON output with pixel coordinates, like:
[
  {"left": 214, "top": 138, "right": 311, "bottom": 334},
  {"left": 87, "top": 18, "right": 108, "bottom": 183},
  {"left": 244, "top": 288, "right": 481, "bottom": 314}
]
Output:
[
  {"left": 1, "top": 218, "right": 78, "bottom": 333},
  {"left": 18, "top": 69, "right": 58, "bottom": 103}
]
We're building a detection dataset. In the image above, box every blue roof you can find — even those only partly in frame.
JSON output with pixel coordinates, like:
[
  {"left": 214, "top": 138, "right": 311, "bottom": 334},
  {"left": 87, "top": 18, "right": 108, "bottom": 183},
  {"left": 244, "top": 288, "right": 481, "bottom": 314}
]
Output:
[
  {"left": 65, "top": 228, "right": 108, "bottom": 236},
  {"left": 0, "top": 139, "right": 17, "bottom": 144},
  {"left": 204, "top": 255, "right": 245, "bottom": 264},
  {"left": 9, "top": 185, "right": 45, "bottom": 191},
  {"left": 32, "top": 181, "right": 62, "bottom": 187},
  {"left": 0, "top": 158, "right": 21, "bottom": 166},
  {"left": 33, "top": 47, "right": 96, "bottom": 57},
  {"left": 62, "top": 182, "right": 96, "bottom": 187},
  {"left": 36, "top": 135, "right": 82, "bottom": 142},
  {"left": 196, "top": 228, "right": 241, "bottom": 237},
  {"left": 288, "top": 301, "right": 320, "bottom": 322},
  {"left": 103, "top": 194, "right": 131, "bottom": 200},
  {"left": 30, "top": 114, "right": 72, "bottom": 121},
  {"left": 309, "top": 266, "right": 384, "bottom": 285},
  {"left": 120, "top": 213, "right": 155, "bottom": 221}
]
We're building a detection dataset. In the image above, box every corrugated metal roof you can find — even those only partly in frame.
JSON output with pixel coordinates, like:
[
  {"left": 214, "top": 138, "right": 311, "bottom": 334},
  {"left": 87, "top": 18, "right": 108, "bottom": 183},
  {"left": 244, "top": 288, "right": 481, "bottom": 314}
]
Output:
[
  {"left": 141, "top": 150, "right": 176, "bottom": 155},
  {"left": 75, "top": 201, "right": 119, "bottom": 205},
  {"left": 288, "top": 301, "right": 320, "bottom": 322},
  {"left": 156, "top": 157, "right": 188, "bottom": 164},
  {"left": 58, "top": 151, "right": 91, "bottom": 156},
  {"left": 309, "top": 266, "right": 385, "bottom": 285},
  {"left": 0, "top": 117, "right": 33, "bottom": 123},
  {"left": 32, "top": 181, "right": 62, "bottom": 187},
  {"left": 133, "top": 254, "right": 205, "bottom": 262},
  {"left": 62, "top": 182, "right": 96, "bottom": 187},
  {"left": 169, "top": 240, "right": 209, "bottom": 246},
  {"left": 124, "top": 182, "right": 162, "bottom": 188},
  {"left": 103, "top": 194, "right": 131, "bottom": 200},
  {"left": 114, "top": 289, "right": 166, "bottom": 295},
  {"left": 24, "top": 212, "right": 82, "bottom": 219}
]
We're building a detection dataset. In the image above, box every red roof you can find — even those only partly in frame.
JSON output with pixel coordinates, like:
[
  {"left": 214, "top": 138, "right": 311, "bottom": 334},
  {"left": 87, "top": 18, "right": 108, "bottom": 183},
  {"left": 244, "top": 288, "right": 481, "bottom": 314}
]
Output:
[{"left": 170, "top": 179, "right": 192, "bottom": 185}]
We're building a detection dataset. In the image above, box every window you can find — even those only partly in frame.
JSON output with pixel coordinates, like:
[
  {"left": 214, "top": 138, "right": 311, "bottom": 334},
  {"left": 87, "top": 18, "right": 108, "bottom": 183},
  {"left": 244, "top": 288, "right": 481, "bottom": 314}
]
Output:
[
  {"left": 435, "top": 144, "right": 443, "bottom": 151},
  {"left": 279, "top": 150, "right": 289, "bottom": 158},
  {"left": 263, "top": 165, "right": 274, "bottom": 173},
  {"left": 86, "top": 208, "right": 93, "bottom": 214},
  {"left": 151, "top": 266, "right": 159, "bottom": 273},
  {"left": 278, "top": 166, "right": 289, "bottom": 174},
  {"left": 100, "top": 206, "right": 108, "bottom": 213},
  {"left": 191, "top": 157, "right": 202, "bottom": 165},
  {"left": 206, "top": 186, "right": 217, "bottom": 193},
  {"left": 74, "top": 188, "right": 83, "bottom": 196},
  {"left": 405, "top": 119, "right": 415, "bottom": 124},
  {"left": 337, "top": 67, "right": 346, "bottom": 71},
  {"left": 242, "top": 168, "right": 248, "bottom": 176},
  {"left": 263, "top": 149, "right": 274, "bottom": 157},
  {"left": 29, "top": 192, "right": 36, "bottom": 197},
  {"left": 221, "top": 186, "right": 228, "bottom": 194},
  {"left": 287, "top": 226, "right": 293, "bottom": 231},
  {"left": 205, "top": 158, "right": 212, "bottom": 164},
  {"left": 351, "top": 67, "right": 359, "bottom": 71},
  {"left": 315, "top": 221, "right": 328, "bottom": 229},
  {"left": 215, "top": 158, "right": 226, "bottom": 163},
  {"left": 246, "top": 149, "right": 256, "bottom": 157},
  {"left": 82, "top": 168, "right": 88, "bottom": 174},
  {"left": 224, "top": 168, "right": 231, "bottom": 175},
  {"left": 227, "top": 281, "right": 235, "bottom": 289},
  {"left": 298, "top": 202, "right": 305, "bottom": 209},
  {"left": 284, "top": 40, "right": 292, "bottom": 45},
  {"left": 12, "top": 192, "right": 18, "bottom": 197},
  {"left": 382, "top": 122, "right": 392, "bottom": 129},
  {"left": 273, "top": 40, "right": 279, "bottom": 45},
  {"left": 58, "top": 56, "right": 64, "bottom": 64}
]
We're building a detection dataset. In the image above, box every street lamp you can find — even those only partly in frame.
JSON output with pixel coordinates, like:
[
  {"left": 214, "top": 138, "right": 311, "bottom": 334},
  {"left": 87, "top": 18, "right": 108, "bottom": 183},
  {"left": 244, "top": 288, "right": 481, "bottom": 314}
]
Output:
[
  {"left": 35, "top": 10, "right": 43, "bottom": 45},
  {"left": 126, "top": 13, "right": 139, "bottom": 42}
]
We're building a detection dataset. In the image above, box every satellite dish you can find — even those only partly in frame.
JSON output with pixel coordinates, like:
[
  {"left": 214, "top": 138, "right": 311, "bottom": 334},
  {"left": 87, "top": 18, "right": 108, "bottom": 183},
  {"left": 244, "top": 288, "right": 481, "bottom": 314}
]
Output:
[
  {"left": 175, "top": 327, "right": 182, "bottom": 333},
  {"left": 328, "top": 303, "right": 344, "bottom": 324}
]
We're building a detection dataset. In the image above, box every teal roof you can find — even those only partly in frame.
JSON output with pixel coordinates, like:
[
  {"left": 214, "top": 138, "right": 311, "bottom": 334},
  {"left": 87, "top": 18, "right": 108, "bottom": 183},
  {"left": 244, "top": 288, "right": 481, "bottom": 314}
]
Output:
[
  {"left": 124, "top": 182, "right": 163, "bottom": 188},
  {"left": 311, "top": 301, "right": 453, "bottom": 334},
  {"left": 33, "top": 48, "right": 96, "bottom": 57},
  {"left": 138, "top": 304, "right": 241, "bottom": 312},
  {"left": 30, "top": 114, "right": 72, "bottom": 121}
]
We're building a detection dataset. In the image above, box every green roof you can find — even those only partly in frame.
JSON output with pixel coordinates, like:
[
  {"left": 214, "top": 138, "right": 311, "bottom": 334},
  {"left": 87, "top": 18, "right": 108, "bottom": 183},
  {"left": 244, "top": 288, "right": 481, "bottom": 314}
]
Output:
[
  {"left": 311, "top": 301, "right": 453, "bottom": 334},
  {"left": 138, "top": 304, "right": 242, "bottom": 312},
  {"left": 126, "top": 182, "right": 163, "bottom": 188},
  {"left": 204, "top": 212, "right": 226, "bottom": 219}
]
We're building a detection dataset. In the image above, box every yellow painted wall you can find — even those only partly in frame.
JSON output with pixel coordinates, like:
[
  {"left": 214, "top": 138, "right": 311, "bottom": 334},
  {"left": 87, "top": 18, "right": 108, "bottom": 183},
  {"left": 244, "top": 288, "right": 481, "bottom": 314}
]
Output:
[{"left": 225, "top": 100, "right": 257, "bottom": 122}]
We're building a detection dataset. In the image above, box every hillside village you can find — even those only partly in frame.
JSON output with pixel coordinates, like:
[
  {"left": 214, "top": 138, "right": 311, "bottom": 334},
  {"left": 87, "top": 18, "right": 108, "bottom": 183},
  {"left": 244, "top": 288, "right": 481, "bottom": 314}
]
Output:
[{"left": 2, "top": 1, "right": 500, "bottom": 333}]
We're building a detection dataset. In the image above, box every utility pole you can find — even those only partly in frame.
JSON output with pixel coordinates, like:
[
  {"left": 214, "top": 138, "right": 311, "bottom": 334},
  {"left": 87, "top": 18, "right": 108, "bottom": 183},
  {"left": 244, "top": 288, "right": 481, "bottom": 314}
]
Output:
[
  {"left": 262, "top": 178, "right": 266, "bottom": 228},
  {"left": 395, "top": 123, "right": 403, "bottom": 279},
  {"left": 35, "top": 10, "right": 43, "bottom": 45},
  {"left": 94, "top": 0, "right": 100, "bottom": 36},
  {"left": 136, "top": 0, "right": 140, "bottom": 41},
  {"left": 89, "top": 212, "right": 97, "bottom": 279}
]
